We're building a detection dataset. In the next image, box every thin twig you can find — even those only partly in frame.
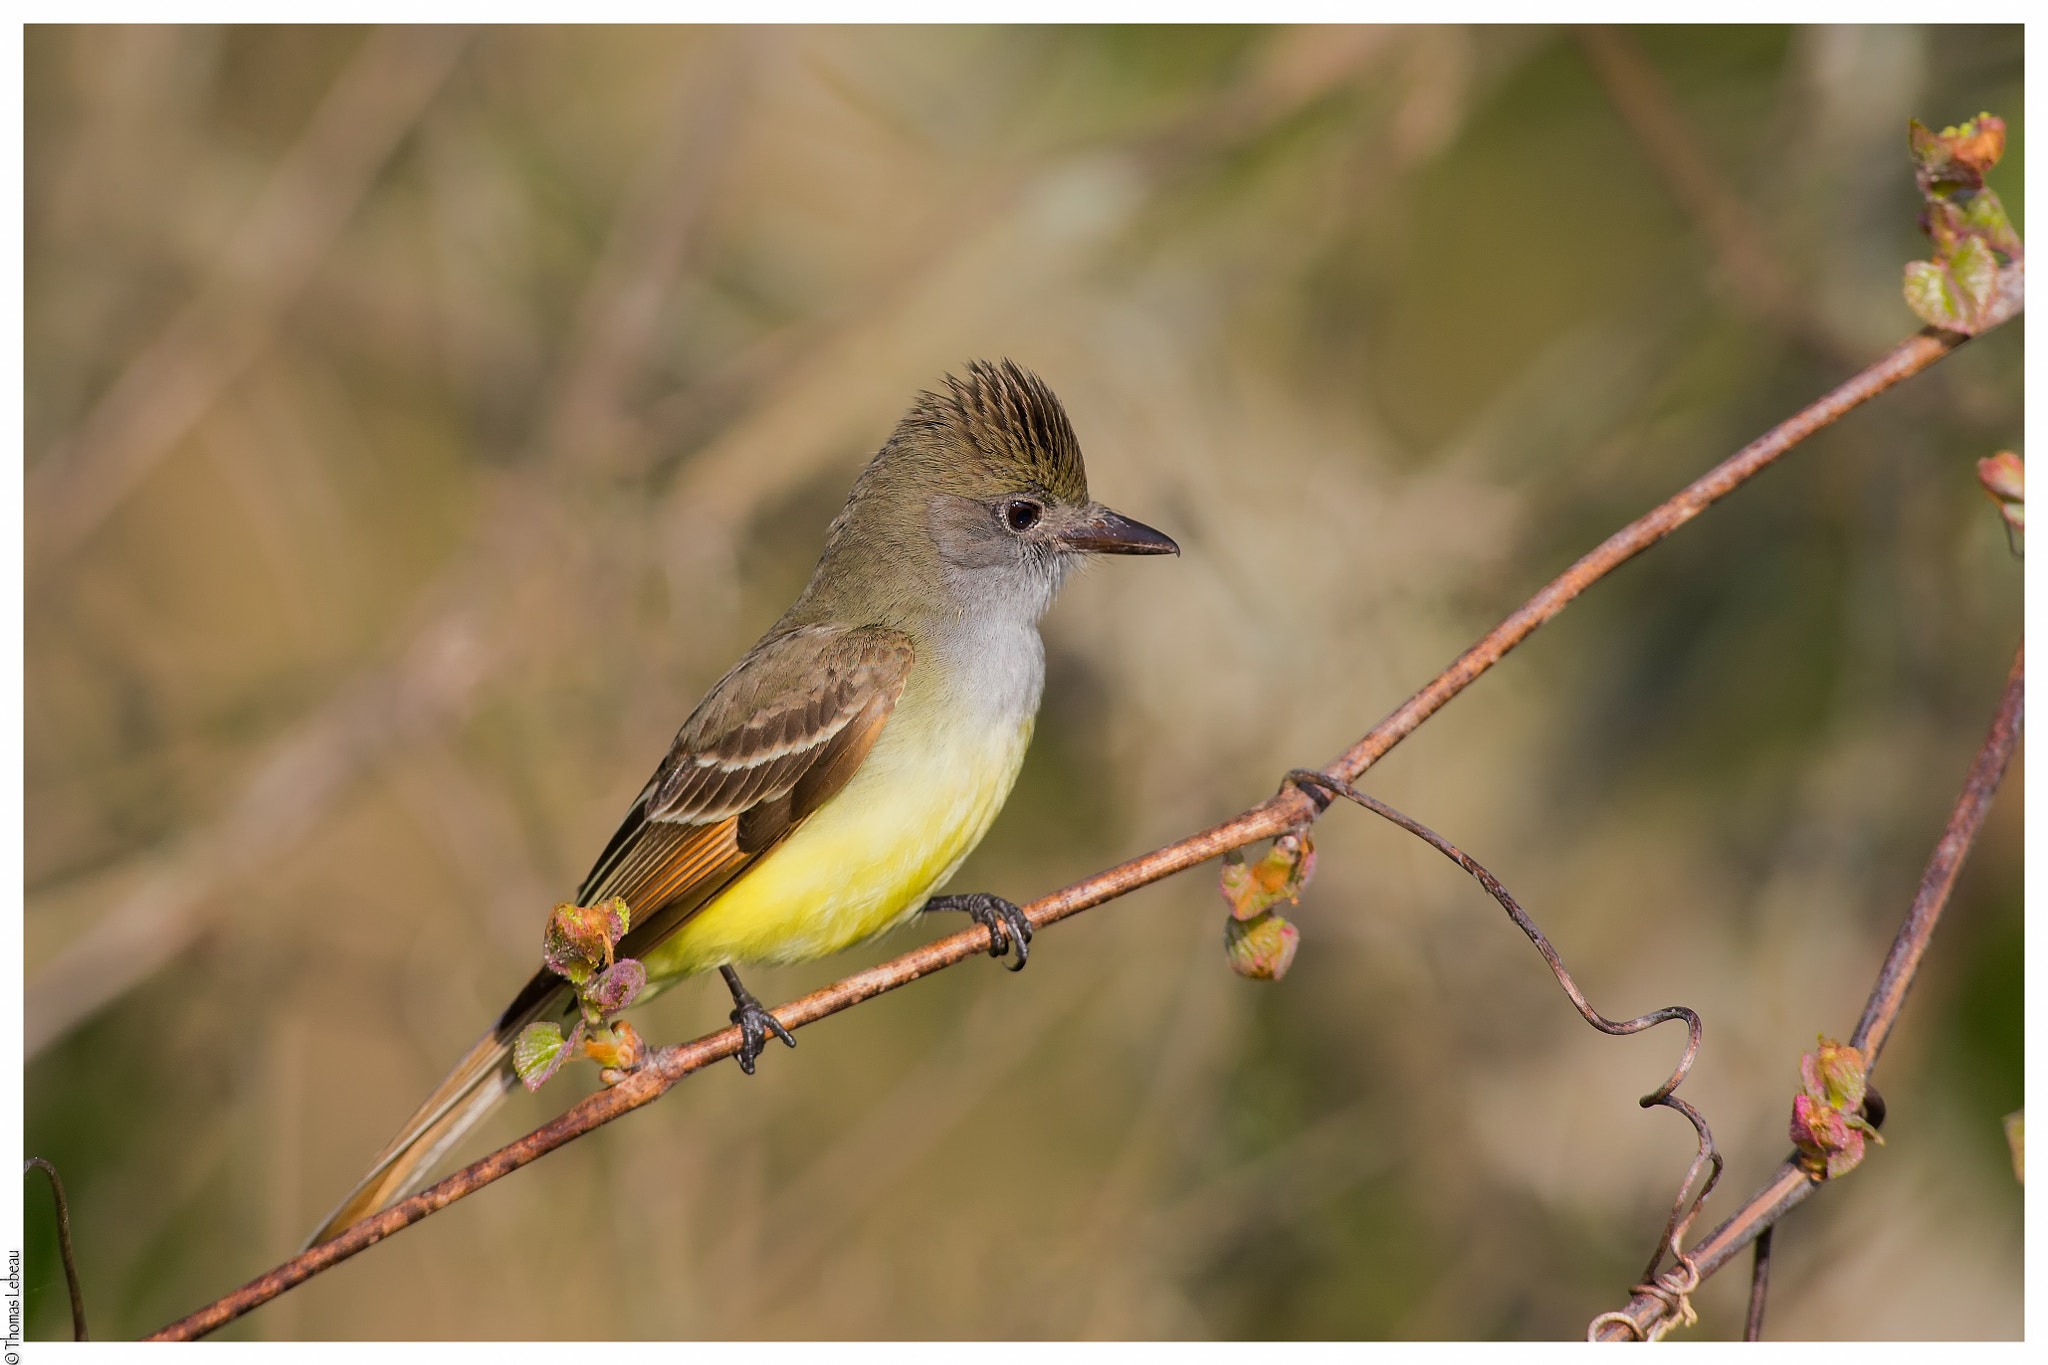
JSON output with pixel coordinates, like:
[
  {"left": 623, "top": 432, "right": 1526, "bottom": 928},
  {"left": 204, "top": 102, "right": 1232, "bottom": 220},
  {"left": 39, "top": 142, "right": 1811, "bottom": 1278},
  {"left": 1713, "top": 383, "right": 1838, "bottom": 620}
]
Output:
[
  {"left": 1284, "top": 769, "right": 1722, "bottom": 1298},
  {"left": 1744, "top": 1224, "right": 1773, "bottom": 1341},
  {"left": 1326, "top": 325, "right": 1963, "bottom": 785},
  {"left": 25, "top": 1157, "right": 90, "bottom": 1341},
  {"left": 1849, "top": 650, "right": 2026, "bottom": 1063},
  {"left": 147, "top": 322, "right": 1977, "bottom": 1341},
  {"left": 1591, "top": 642, "right": 2022, "bottom": 1339}
]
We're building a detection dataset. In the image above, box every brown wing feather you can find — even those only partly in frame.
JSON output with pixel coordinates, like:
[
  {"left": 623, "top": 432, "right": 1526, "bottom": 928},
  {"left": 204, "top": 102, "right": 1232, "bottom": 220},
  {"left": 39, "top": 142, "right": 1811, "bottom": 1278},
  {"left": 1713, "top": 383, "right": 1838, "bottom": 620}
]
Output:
[
  {"left": 582, "top": 622, "right": 913, "bottom": 966},
  {"left": 792, "top": 688, "right": 894, "bottom": 820}
]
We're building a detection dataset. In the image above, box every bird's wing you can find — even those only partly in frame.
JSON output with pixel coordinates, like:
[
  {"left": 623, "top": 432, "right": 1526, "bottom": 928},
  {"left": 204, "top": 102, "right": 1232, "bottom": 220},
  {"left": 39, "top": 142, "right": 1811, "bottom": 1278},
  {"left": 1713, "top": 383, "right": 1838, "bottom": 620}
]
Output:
[
  {"left": 579, "top": 619, "right": 916, "bottom": 965},
  {"left": 491, "top": 618, "right": 914, "bottom": 1033},
  {"left": 306, "top": 623, "right": 913, "bottom": 1248}
]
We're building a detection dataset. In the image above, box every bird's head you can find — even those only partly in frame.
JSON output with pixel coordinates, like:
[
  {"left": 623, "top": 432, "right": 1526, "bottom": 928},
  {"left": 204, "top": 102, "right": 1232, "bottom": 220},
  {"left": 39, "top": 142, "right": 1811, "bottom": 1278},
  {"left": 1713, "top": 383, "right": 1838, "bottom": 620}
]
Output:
[
  {"left": 905, "top": 358, "right": 1177, "bottom": 571},
  {"left": 803, "top": 360, "right": 1176, "bottom": 628}
]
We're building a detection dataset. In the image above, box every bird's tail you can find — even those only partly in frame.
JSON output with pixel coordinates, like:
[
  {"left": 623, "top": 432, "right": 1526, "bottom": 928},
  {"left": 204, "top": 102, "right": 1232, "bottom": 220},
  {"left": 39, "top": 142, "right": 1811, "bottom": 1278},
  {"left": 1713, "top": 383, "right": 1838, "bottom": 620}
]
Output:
[{"left": 304, "top": 968, "right": 570, "bottom": 1249}]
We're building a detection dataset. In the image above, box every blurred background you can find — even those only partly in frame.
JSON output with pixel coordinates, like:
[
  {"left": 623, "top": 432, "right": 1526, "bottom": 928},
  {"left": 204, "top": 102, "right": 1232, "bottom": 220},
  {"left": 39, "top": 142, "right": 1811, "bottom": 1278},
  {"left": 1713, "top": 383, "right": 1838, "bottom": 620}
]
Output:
[{"left": 21, "top": 24, "right": 2023, "bottom": 1341}]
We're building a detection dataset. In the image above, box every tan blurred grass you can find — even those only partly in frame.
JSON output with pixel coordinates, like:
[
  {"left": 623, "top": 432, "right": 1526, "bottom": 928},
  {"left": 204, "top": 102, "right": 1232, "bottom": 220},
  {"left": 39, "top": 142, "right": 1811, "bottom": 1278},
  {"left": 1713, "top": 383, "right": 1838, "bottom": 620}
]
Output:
[{"left": 22, "top": 24, "right": 2023, "bottom": 1339}]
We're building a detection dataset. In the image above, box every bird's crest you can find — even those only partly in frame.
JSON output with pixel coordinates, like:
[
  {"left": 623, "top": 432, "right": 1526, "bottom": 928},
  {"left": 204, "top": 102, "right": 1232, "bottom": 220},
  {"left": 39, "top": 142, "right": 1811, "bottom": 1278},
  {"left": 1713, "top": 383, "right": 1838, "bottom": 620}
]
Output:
[{"left": 904, "top": 359, "right": 1089, "bottom": 504}]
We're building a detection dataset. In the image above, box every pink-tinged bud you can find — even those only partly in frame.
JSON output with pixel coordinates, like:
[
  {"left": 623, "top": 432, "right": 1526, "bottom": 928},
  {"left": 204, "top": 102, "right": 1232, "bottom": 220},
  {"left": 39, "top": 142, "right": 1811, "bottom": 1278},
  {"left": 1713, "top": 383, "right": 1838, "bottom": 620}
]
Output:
[
  {"left": 1219, "top": 850, "right": 1255, "bottom": 917},
  {"left": 1789, "top": 1091, "right": 1838, "bottom": 1150},
  {"left": 1979, "top": 451, "right": 2024, "bottom": 501},
  {"left": 1979, "top": 451, "right": 2024, "bottom": 515},
  {"left": 1910, "top": 113, "right": 2006, "bottom": 191},
  {"left": 1790, "top": 1037, "right": 1883, "bottom": 1178},
  {"left": 585, "top": 1020, "right": 646, "bottom": 1080},
  {"left": 1220, "top": 835, "right": 1318, "bottom": 921},
  {"left": 1790, "top": 1093, "right": 1866, "bottom": 1178},
  {"left": 583, "top": 958, "right": 647, "bottom": 1020},
  {"left": 542, "top": 897, "right": 633, "bottom": 984},
  {"left": 1225, "top": 911, "right": 1301, "bottom": 981},
  {"left": 1950, "top": 116, "right": 2007, "bottom": 175},
  {"left": 1278, "top": 833, "right": 1317, "bottom": 894},
  {"left": 1801, "top": 1036, "right": 1869, "bottom": 1112}
]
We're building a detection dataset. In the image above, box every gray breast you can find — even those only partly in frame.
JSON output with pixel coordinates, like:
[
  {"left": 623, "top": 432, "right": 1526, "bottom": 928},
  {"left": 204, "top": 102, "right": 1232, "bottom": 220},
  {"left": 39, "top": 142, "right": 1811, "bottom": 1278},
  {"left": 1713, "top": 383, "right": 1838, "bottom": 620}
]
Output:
[{"left": 931, "top": 613, "right": 1046, "bottom": 728}]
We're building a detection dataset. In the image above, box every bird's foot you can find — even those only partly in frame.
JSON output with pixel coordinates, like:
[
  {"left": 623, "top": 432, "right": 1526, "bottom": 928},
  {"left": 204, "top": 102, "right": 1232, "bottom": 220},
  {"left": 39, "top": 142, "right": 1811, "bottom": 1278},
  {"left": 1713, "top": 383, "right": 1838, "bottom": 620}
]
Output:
[
  {"left": 924, "top": 892, "right": 1033, "bottom": 971},
  {"left": 719, "top": 965, "right": 795, "bottom": 1075}
]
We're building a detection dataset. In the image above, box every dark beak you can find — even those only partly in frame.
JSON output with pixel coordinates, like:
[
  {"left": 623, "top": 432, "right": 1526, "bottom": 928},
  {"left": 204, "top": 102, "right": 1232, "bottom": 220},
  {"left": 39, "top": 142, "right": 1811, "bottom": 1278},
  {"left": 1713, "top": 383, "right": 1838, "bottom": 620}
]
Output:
[{"left": 1058, "top": 505, "right": 1180, "bottom": 556}]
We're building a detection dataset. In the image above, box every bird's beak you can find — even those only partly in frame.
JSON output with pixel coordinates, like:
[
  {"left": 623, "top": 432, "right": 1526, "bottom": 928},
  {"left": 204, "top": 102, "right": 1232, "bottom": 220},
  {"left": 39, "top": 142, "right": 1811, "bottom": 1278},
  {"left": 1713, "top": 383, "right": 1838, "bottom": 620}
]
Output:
[{"left": 1058, "top": 504, "right": 1180, "bottom": 556}]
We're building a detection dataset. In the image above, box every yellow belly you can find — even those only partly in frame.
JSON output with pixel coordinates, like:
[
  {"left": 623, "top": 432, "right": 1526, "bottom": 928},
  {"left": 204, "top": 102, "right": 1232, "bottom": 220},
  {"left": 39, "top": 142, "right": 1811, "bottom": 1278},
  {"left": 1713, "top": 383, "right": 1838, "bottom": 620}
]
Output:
[{"left": 637, "top": 709, "right": 1034, "bottom": 980}]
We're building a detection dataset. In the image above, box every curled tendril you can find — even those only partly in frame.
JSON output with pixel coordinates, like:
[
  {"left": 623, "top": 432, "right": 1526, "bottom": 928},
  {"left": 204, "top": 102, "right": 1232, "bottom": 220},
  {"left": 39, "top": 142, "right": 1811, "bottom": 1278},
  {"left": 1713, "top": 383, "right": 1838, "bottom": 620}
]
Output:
[{"left": 1283, "top": 768, "right": 1724, "bottom": 1323}]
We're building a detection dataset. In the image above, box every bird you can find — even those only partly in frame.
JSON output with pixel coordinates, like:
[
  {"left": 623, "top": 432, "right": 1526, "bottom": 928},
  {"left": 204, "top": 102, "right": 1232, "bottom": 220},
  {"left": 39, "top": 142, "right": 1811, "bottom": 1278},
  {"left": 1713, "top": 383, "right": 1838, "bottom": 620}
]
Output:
[{"left": 307, "top": 359, "right": 1178, "bottom": 1246}]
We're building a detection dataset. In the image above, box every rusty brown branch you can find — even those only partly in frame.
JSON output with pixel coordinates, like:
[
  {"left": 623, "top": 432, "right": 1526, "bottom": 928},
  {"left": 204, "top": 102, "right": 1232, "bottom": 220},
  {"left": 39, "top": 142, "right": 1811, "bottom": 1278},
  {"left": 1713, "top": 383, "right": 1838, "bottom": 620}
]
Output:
[
  {"left": 1327, "top": 326, "right": 1963, "bottom": 785},
  {"left": 144, "top": 320, "right": 1981, "bottom": 1341},
  {"left": 1851, "top": 647, "right": 2026, "bottom": 1063},
  {"left": 1591, "top": 642, "right": 2022, "bottom": 1340}
]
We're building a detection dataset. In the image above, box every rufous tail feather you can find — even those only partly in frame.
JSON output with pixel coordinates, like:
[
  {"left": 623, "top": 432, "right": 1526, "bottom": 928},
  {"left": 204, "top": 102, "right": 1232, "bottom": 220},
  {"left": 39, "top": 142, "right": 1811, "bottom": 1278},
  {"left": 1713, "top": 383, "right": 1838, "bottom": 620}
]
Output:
[{"left": 303, "top": 973, "right": 568, "bottom": 1248}]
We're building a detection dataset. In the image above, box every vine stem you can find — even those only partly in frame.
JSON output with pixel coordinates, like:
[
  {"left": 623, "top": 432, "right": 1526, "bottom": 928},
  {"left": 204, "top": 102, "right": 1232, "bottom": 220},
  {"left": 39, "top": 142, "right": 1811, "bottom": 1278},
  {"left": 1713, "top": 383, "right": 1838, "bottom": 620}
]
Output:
[
  {"left": 25, "top": 1158, "right": 89, "bottom": 1340},
  {"left": 150, "top": 324, "right": 1967, "bottom": 1341},
  {"left": 1284, "top": 769, "right": 1721, "bottom": 1297},
  {"left": 1591, "top": 643, "right": 2022, "bottom": 1340},
  {"left": 1744, "top": 1225, "right": 1774, "bottom": 1341}
]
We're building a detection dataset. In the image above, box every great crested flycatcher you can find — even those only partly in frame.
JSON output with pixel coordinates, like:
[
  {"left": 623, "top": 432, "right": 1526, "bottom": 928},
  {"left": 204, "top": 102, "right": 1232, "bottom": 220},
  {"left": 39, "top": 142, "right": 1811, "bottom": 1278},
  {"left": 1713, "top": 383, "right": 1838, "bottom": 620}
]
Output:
[{"left": 308, "top": 359, "right": 1177, "bottom": 1245}]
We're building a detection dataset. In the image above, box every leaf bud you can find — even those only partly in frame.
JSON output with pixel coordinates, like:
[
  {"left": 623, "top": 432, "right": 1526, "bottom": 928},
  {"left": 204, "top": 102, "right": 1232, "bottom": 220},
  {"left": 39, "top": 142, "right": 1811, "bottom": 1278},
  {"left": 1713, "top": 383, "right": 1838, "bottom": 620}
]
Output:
[{"left": 1225, "top": 911, "right": 1301, "bottom": 981}]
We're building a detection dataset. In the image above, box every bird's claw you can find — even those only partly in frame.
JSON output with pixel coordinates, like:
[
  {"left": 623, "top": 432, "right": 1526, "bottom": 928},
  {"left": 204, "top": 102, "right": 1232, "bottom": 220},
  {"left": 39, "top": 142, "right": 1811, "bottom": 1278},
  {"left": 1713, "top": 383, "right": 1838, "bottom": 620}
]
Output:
[
  {"left": 720, "top": 965, "right": 795, "bottom": 1075},
  {"left": 730, "top": 1000, "right": 796, "bottom": 1075},
  {"left": 926, "top": 892, "right": 1033, "bottom": 971}
]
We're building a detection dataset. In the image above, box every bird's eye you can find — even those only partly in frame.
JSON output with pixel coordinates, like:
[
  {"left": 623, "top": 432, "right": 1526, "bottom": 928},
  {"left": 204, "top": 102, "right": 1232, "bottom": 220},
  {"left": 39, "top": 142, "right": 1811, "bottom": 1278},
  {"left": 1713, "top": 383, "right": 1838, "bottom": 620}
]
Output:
[{"left": 1003, "top": 499, "right": 1042, "bottom": 533}]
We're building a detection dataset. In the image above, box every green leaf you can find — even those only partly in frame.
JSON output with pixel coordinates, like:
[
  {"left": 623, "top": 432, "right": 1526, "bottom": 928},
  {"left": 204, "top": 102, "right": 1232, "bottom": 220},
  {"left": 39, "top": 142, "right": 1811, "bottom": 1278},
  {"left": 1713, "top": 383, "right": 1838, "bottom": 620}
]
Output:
[
  {"left": 513, "top": 1020, "right": 583, "bottom": 1092},
  {"left": 1949, "top": 236, "right": 1999, "bottom": 319},
  {"left": 1961, "top": 189, "right": 2023, "bottom": 259},
  {"left": 1902, "top": 260, "right": 1967, "bottom": 331}
]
